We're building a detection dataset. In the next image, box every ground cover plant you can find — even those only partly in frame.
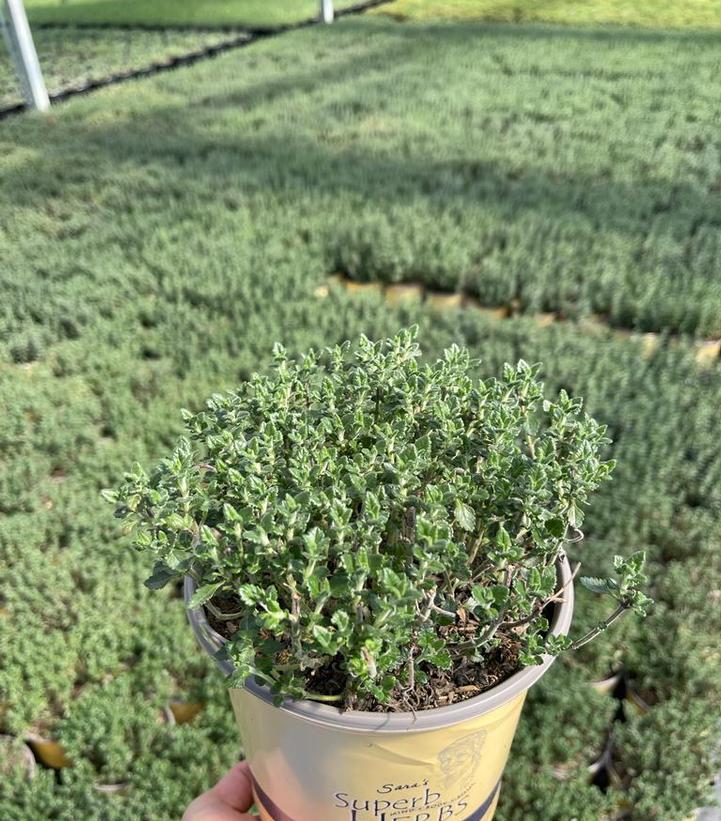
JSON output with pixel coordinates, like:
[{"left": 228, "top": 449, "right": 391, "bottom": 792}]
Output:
[
  {"left": 9, "top": 17, "right": 721, "bottom": 335},
  {"left": 373, "top": 0, "right": 721, "bottom": 29},
  {"left": 25, "top": 0, "right": 362, "bottom": 27},
  {"left": 0, "top": 27, "right": 243, "bottom": 110},
  {"left": 1, "top": 13, "right": 720, "bottom": 821}
]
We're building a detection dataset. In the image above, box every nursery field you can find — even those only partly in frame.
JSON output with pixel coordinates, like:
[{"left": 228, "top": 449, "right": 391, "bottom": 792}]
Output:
[
  {"left": 1, "top": 14, "right": 720, "bottom": 821},
  {"left": 0, "top": 28, "right": 246, "bottom": 111},
  {"left": 24, "top": 0, "right": 363, "bottom": 27},
  {"left": 1, "top": 1, "right": 365, "bottom": 112},
  {"left": 373, "top": 0, "right": 721, "bottom": 29},
  {"left": 23, "top": 0, "right": 721, "bottom": 28}
]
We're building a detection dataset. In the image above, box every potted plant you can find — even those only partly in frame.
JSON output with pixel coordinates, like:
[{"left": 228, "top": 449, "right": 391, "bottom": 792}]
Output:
[{"left": 107, "top": 329, "right": 649, "bottom": 821}]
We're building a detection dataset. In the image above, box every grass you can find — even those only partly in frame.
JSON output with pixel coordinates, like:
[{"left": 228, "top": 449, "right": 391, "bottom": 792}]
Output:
[
  {"left": 24, "top": 0, "right": 361, "bottom": 27},
  {"left": 374, "top": 0, "right": 721, "bottom": 29},
  {"left": 1, "top": 14, "right": 720, "bottom": 820}
]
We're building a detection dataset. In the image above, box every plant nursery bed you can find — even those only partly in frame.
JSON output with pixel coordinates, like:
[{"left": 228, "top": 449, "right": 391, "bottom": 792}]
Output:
[
  {"left": 1, "top": 14, "right": 720, "bottom": 821},
  {"left": 0, "top": 26, "right": 245, "bottom": 111}
]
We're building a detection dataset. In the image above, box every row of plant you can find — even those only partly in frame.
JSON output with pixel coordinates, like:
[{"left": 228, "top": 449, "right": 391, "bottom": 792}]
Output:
[
  {"left": 327, "top": 272, "right": 721, "bottom": 363},
  {"left": 24, "top": 0, "right": 361, "bottom": 28},
  {"left": 0, "top": 27, "right": 251, "bottom": 112},
  {"left": 24, "top": 0, "right": 721, "bottom": 30},
  {"left": 370, "top": 0, "right": 721, "bottom": 28},
  {"left": 3, "top": 19, "right": 721, "bottom": 339}
]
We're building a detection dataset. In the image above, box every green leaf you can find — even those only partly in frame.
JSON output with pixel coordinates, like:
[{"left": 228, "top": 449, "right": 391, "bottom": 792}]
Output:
[
  {"left": 237, "top": 584, "right": 264, "bottom": 605},
  {"left": 580, "top": 576, "right": 611, "bottom": 595},
  {"left": 545, "top": 517, "right": 565, "bottom": 538},
  {"left": 545, "top": 634, "right": 572, "bottom": 655},
  {"left": 625, "top": 550, "right": 647, "bottom": 574},
  {"left": 312, "top": 625, "right": 335, "bottom": 652},
  {"left": 199, "top": 525, "right": 219, "bottom": 546},
  {"left": 143, "top": 562, "right": 177, "bottom": 590},
  {"left": 629, "top": 591, "right": 653, "bottom": 617},
  {"left": 454, "top": 500, "right": 476, "bottom": 532},
  {"left": 331, "top": 611, "right": 351, "bottom": 633},
  {"left": 188, "top": 581, "right": 223, "bottom": 609},
  {"left": 470, "top": 585, "right": 492, "bottom": 605},
  {"left": 223, "top": 503, "right": 242, "bottom": 523},
  {"left": 496, "top": 524, "right": 512, "bottom": 551}
]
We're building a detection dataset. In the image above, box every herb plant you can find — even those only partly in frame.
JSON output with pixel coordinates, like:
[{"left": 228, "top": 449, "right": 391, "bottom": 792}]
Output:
[{"left": 108, "top": 329, "right": 649, "bottom": 707}]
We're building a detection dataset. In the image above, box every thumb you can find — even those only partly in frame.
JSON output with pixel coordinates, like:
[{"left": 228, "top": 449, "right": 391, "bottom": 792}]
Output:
[{"left": 182, "top": 761, "right": 255, "bottom": 821}]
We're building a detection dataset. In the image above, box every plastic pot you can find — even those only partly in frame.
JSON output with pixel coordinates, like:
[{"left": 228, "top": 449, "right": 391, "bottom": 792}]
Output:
[{"left": 185, "top": 555, "right": 574, "bottom": 821}]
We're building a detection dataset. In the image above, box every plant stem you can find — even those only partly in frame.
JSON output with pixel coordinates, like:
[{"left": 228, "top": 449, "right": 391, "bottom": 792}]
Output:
[
  {"left": 306, "top": 692, "right": 344, "bottom": 702},
  {"left": 205, "top": 601, "right": 244, "bottom": 621},
  {"left": 429, "top": 601, "right": 456, "bottom": 619},
  {"left": 467, "top": 529, "right": 485, "bottom": 567},
  {"left": 419, "top": 586, "right": 437, "bottom": 622},
  {"left": 569, "top": 602, "right": 630, "bottom": 651},
  {"left": 502, "top": 560, "right": 580, "bottom": 630},
  {"left": 453, "top": 568, "right": 514, "bottom": 654},
  {"left": 526, "top": 433, "right": 536, "bottom": 459},
  {"left": 474, "top": 609, "right": 506, "bottom": 646}
]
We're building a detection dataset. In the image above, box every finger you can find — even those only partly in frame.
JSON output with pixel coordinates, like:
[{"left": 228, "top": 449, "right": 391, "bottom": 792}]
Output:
[
  {"left": 182, "top": 792, "right": 254, "bottom": 821},
  {"left": 209, "top": 760, "right": 254, "bottom": 812}
]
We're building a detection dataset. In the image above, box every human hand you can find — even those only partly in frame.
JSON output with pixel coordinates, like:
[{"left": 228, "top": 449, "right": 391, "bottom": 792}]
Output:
[{"left": 183, "top": 760, "right": 257, "bottom": 820}]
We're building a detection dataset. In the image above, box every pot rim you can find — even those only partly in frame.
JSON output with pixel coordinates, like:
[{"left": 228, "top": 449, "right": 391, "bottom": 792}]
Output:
[{"left": 184, "top": 553, "right": 574, "bottom": 733}]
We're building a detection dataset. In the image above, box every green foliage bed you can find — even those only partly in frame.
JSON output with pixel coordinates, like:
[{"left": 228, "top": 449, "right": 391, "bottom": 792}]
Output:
[
  {"left": 24, "top": 0, "right": 361, "bottom": 27},
  {"left": 0, "top": 28, "right": 245, "bottom": 110},
  {"left": 7, "top": 18, "right": 721, "bottom": 335},
  {"left": 24, "top": 0, "right": 721, "bottom": 29},
  {"left": 373, "top": 0, "right": 721, "bottom": 29},
  {"left": 1, "top": 15, "right": 720, "bottom": 820}
]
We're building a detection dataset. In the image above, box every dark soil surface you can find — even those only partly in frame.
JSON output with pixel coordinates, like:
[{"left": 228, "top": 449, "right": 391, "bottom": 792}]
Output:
[{"left": 207, "top": 597, "right": 523, "bottom": 713}]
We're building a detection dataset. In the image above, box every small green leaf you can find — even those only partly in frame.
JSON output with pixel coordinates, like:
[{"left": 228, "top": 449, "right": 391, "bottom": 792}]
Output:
[
  {"left": 143, "top": 562, "right": 177, "bottom": 590},
  {"left": 454, "top": 500, "right": 476, "bottom": 532},
  {"left": 332, "top": 611, "right": 351, "bottom": 633},
  {"left": 470, "top": 585, "right": 491, "bottom": 605},
  {"left": 312, "top": 625, "right": 335, "bottom": 652},
  {"left": 624, "top": 550, "right": 646, "bottom": 574},
  {"left": 237, "top": 584, "right": 264, "bottom": 605},
  {"left": 189, "top": 581, "right": 223, "bottom": 609},
  {"left": 580, "top": 576, "right": 611, "bottom": 595},
  {"left": 629, "top": 591, "right": 653, "bottom": 617},
  {"left": 545, "top": 517, "right": 565, "bottom": 538},
  {"left": 496, "top": 524, "right": 512, "bottom": 551},
  {"left": 223, "top": 503, "right": 242, "bottom": 523},
  {"left": 545, "top": 634, "right": 572, "bottom": 655}
]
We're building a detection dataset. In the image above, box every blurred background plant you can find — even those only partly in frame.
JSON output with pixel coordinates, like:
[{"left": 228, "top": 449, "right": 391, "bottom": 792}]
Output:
[{"left": 1, "top": 1, "right": 720, "bottom": 819}]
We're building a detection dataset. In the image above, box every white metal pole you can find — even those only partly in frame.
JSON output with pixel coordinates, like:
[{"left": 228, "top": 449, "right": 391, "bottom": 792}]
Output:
[
  {"left": 1, "top": 0, "right": 50, "bottom": 111},
  {"left": 321, "top": 0, "right": 334, "bottom": 24}
]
